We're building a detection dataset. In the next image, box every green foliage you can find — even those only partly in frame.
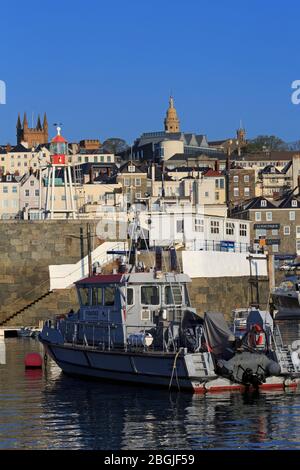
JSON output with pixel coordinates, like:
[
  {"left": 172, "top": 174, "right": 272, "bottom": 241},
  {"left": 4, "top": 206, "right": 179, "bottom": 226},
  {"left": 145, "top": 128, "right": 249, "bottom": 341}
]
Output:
[{"left": 246, "top": 135, "right": 287, "bottom": 153}]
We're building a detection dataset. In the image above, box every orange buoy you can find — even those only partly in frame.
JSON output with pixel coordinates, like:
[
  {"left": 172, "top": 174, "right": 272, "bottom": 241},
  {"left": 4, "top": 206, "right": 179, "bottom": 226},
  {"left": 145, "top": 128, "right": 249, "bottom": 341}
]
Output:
[{"left": 24, "top": 353, "right": 43, "bottom": 369}]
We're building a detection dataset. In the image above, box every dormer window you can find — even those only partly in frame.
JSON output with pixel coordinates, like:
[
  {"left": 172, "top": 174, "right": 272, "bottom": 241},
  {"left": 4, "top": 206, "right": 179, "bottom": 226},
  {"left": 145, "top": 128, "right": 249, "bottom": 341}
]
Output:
[
  {"left": 292, "top": 200, "right": 298, "bottom": 207},
  {"left": 261, "top": 200, "right": 267, "bottom": 207},
  {"left": 128, "top": 165, "right": 135, "bottom": 173}
]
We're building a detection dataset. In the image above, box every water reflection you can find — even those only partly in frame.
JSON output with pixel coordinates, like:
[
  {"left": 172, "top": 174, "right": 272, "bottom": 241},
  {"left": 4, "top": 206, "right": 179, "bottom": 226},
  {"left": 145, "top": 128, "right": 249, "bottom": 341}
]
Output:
[{"left": 1, "top": 328, "right": 300, "bottom": 449}]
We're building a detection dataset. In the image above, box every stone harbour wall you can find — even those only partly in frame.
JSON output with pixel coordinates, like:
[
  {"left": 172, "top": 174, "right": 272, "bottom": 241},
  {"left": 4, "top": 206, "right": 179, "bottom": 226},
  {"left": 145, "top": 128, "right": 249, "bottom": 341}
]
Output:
[{"left": 0, "top": 220, "right": 270, "bottom": 325}]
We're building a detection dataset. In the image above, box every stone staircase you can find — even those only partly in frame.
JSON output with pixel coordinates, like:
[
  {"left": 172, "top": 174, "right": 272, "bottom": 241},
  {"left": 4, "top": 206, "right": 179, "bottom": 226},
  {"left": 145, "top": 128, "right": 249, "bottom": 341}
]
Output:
[{"left": 0, "top": 287, "right": 79, "bottom": 327}]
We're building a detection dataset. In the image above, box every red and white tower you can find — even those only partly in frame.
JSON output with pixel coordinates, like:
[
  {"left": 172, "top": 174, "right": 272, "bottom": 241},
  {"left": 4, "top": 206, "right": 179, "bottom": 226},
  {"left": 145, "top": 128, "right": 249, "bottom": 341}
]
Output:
[{"left": 45, "top": 126, "right": 76, "bottom": 219}]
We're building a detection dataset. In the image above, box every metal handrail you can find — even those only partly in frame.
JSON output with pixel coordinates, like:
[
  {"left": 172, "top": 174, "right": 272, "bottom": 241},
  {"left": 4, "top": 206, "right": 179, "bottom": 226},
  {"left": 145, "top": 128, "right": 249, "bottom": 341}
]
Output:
[{"left": 49, "top": 317, "right": 188, "bottom": 353}]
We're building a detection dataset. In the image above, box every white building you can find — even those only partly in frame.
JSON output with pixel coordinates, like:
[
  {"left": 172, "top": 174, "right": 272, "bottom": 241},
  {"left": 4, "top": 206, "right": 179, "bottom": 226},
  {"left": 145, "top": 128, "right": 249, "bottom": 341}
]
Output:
[{"left": 141, "top": 206, "right": 250, "bottom": 252}]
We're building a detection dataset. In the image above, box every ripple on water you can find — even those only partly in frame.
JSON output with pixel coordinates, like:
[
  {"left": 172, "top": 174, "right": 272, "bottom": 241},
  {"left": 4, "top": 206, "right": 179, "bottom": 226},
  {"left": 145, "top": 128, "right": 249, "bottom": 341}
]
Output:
[{"left": 1, "top": 334, "right": 300, "bottom": 449}]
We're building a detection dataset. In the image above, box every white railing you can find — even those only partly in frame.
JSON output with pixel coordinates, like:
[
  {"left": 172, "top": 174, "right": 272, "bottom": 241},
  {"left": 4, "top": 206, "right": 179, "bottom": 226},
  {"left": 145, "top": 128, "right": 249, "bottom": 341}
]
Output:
[{"left": 49, "top": 241, "right": 128, "bottom": 290}]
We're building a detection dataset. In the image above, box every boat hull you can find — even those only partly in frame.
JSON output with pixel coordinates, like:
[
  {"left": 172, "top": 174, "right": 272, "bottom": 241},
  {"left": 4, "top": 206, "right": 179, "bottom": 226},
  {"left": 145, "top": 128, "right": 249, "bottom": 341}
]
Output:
[
  {"left": 41, "top": 340, "right": 300, "bottom": 394},
  {"left": 272, "top": 291, "right": 300, "bottom": 319}
]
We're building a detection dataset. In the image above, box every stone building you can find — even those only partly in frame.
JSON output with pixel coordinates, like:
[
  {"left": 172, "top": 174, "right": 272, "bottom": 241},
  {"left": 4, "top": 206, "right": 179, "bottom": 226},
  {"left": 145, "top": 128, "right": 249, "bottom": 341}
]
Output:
[
  {"left": 227, "top": 166, "right": 256, "bottom": 208},
  {"left": 16, "top": 112, "right": 48, "bottom": 148},
  {"left": 116, "top": 160, "right": 150, "bottom": 206},
  {"left": 231, "top": 192, "right": 300, "bottom": 258}
]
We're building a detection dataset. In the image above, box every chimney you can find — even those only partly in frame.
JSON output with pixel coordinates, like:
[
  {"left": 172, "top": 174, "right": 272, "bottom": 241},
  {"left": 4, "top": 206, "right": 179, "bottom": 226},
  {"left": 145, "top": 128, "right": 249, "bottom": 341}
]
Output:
[{"left": 6, "top": 143, "right": 11, "bottom": 152}]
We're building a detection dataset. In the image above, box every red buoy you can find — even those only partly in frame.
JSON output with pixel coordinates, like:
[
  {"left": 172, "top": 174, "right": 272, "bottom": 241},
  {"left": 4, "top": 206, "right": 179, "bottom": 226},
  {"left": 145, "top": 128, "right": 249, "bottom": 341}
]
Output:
[{"left": 24, "top": 353, "right": 43, "bottom": 369}]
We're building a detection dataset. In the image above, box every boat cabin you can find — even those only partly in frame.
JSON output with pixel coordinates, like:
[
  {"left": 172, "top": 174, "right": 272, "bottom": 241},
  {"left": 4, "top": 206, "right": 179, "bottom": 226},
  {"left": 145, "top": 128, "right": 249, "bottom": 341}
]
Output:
[{"left": 70, "top": 271, "right": 192, "bottom": 347}]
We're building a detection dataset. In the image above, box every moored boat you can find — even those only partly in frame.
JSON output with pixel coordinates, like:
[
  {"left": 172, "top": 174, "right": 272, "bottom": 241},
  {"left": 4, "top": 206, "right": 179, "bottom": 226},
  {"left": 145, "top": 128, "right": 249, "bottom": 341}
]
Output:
[{"left": 39, "top": 215, "right": 300, "bottom": 393}]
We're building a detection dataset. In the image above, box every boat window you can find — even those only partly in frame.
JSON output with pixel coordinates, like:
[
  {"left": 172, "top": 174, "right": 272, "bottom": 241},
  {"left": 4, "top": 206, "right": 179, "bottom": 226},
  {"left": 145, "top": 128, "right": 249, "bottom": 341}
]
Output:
[
  {"left": 141, "top": 286, "right": 159, "bottom": 305},
  {"left": 165, "top": 286, "right": 182, "bottom": 305},
  {"left": 91, "top": 287, "right": 103, "bottom": 305},
  {"left": 79, "top": 287, "right": 89, "bottom": 306},
  {"left": 127, "top": 287, "right": 134, "bottom": 305},
  {"left": 104, "top": 286, "right": 115, "bottom": 306}
]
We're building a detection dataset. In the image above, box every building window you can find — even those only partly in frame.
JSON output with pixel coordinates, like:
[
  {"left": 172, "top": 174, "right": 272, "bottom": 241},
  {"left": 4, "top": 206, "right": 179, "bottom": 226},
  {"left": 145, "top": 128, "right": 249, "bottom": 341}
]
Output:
[
  {"left": 290, "top": 211, "right": 296, "bottom": 221},
  {"left": 292, "top": 200, "right": 298, "bottom": 207},
  {"left": 35, "top": 190, "right": 39, "bottom": 197},
  {"left": 211, "top": 220, "right": 220, "bottom": 234},
  {"left": 135, "top": 192, "right": 142, "bottom": 200},
  {"left": 266, "top": 212, "right": 272, "bottom": 221},
  {"left": 256, "top": 229, "right": 267, "bottom": 237},
  {"left": 233, "top": 175, "right": 239, "bottom": 183},
  {"left": 135, "top": 178, "right": 141, "bottom": 187},
  {"left": 272, "top": 244, "right": 279, "bottom": 253},
  {"left": 30, "top": 181, "right": 34, "bottom": 186},
  {"left": 234, "top": 188, "right": 239, "bottom": 197},
  {"left": 220, "top": 179, "right": 224, "bottom": 189},
  {"left": 215, "top": 179, "right": 219, "bottom": 189},
  {"left": 244, "top": 187, "right": 250, "bottom": 197},
  {"left": 240, "top": 224, "right": 247, "bottom": 237},
  {"left": 124, "top": 178, "right": 130, "bottom": 187},
  {"left": 176, "top": 220, "right": 184, "bottom": 233},
  {"left": 272, "top": 229, "right": 278, "bottom": 236},
  {"left": 12, "top": 186, "right": 17, "bottom": 193},
  {"left": 255, "top": 212, "right": 261, "bottom": 221},
  {"left": 194, "top": 218, "right": 204, "bottom": 232},
  {"left": 25, "top": 190, "right": 29, "bottom": 197},
  {"left": 215, "top": 192, "right": 219, "bottom": 200},
  {"left": 3, "top": 186, "right": 8, "bottom": 193},
  {"left": 261, "top": 200, "right": 267, "bottom": 207},
  {"left": 296, "top": 226, "right": 300, "bottom": 238},
  {"left": 284, "top": 226, "right": 290, "bottom": 235},
  {"left": 244, "top": 175, "right": 249, "bottom": 183},
  {"left": 205, "top": 191, "right": 209, "bottom": 197},
  {"left": 226, "top": 222, "right": 235, "bottom": 235}
]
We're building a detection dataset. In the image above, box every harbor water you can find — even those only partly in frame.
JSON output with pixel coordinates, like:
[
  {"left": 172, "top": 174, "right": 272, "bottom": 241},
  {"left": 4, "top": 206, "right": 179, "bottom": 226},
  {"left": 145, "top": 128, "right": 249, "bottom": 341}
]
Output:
[{"left": 1, "top": 321, "right": 300, "bottom": 450}]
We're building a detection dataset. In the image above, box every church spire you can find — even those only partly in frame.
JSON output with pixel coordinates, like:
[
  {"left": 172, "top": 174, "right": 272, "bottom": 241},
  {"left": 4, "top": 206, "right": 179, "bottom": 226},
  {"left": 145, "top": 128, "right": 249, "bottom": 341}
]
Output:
[
  {"left": 16, "top": 113, "right": 22, "bottom": 129},
  {"left": 164, "top": 95, "right": 180, "bottom": 133},
  {"left": 23, "top": 112, "right": 28, "bottom": 129},
  {"left": 37, "top": 114, "right": 42, "bottom": 130},
  {"left": 43, "top": 112, "right": 48, "bottom": 129}
]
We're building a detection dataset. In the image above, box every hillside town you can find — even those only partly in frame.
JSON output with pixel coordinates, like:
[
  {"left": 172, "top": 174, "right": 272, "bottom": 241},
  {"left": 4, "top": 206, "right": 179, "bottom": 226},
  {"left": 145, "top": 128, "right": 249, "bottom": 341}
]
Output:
[{"left": 1, "top": 97, "right": 300, "bottom": 266}]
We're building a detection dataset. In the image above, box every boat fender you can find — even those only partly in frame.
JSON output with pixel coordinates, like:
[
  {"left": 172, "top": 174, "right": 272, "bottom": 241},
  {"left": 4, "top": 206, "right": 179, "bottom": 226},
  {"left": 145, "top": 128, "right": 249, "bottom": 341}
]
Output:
[{"left": 266, "top": 361, "right": 281, "bottom": 376}]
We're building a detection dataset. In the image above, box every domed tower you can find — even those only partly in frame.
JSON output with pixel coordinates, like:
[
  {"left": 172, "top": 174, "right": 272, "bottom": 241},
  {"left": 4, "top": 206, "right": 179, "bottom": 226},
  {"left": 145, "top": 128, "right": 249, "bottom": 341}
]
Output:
[
  {"left": 164, "top": 96, "right": 180, "bottom": 133},
  {"left": 236, "top": 120, "right": 246, "bottom": 144}
]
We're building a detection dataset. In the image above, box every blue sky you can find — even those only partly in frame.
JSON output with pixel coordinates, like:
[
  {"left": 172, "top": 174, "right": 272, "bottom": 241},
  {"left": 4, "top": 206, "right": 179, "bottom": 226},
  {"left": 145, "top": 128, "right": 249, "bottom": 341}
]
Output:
[{"left": 1, "top": 0, "right": 300, "bottom": 145}]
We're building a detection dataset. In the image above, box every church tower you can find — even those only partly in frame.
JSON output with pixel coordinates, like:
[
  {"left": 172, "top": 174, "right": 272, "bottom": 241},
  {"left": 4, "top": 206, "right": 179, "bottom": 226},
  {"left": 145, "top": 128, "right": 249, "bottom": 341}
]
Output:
[
  {"left": 16, "top": 112, "right": 49, "bottom": 147},
  {"left": 164, "top": 96, "right": 180, "bottom": 133},
  {"left": 236, "top": 122, "right": 246, "bottom": 144}
]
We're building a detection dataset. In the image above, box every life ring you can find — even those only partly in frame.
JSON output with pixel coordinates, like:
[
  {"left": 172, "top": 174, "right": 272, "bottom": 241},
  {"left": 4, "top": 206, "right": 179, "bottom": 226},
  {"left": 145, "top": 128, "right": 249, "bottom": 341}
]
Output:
[{"left": 248, "top": 324, "right": 266, "bottom": 350}]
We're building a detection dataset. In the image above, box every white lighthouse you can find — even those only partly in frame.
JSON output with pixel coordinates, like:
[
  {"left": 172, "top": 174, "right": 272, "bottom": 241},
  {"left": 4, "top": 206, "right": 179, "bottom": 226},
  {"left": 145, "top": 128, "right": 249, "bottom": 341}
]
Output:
[{"left": 45, "top": 126, "right": 76, "bottom": 219}]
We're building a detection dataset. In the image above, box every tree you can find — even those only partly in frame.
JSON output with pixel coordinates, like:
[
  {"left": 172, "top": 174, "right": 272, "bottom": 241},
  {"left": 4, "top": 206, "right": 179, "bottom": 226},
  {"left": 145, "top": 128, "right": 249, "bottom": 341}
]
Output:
[
  {"left": 102, "top": 138, "right": 129, "bottom": 155},
  {"left": 246, "top": 135, "right": 287, "bottom": 153}
]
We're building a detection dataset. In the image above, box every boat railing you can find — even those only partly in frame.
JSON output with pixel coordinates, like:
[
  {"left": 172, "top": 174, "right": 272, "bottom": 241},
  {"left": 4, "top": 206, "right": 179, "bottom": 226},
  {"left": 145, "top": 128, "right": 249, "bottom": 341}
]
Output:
[{"left": 49, "top": 319, "right": 186, "bottom": 354}]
